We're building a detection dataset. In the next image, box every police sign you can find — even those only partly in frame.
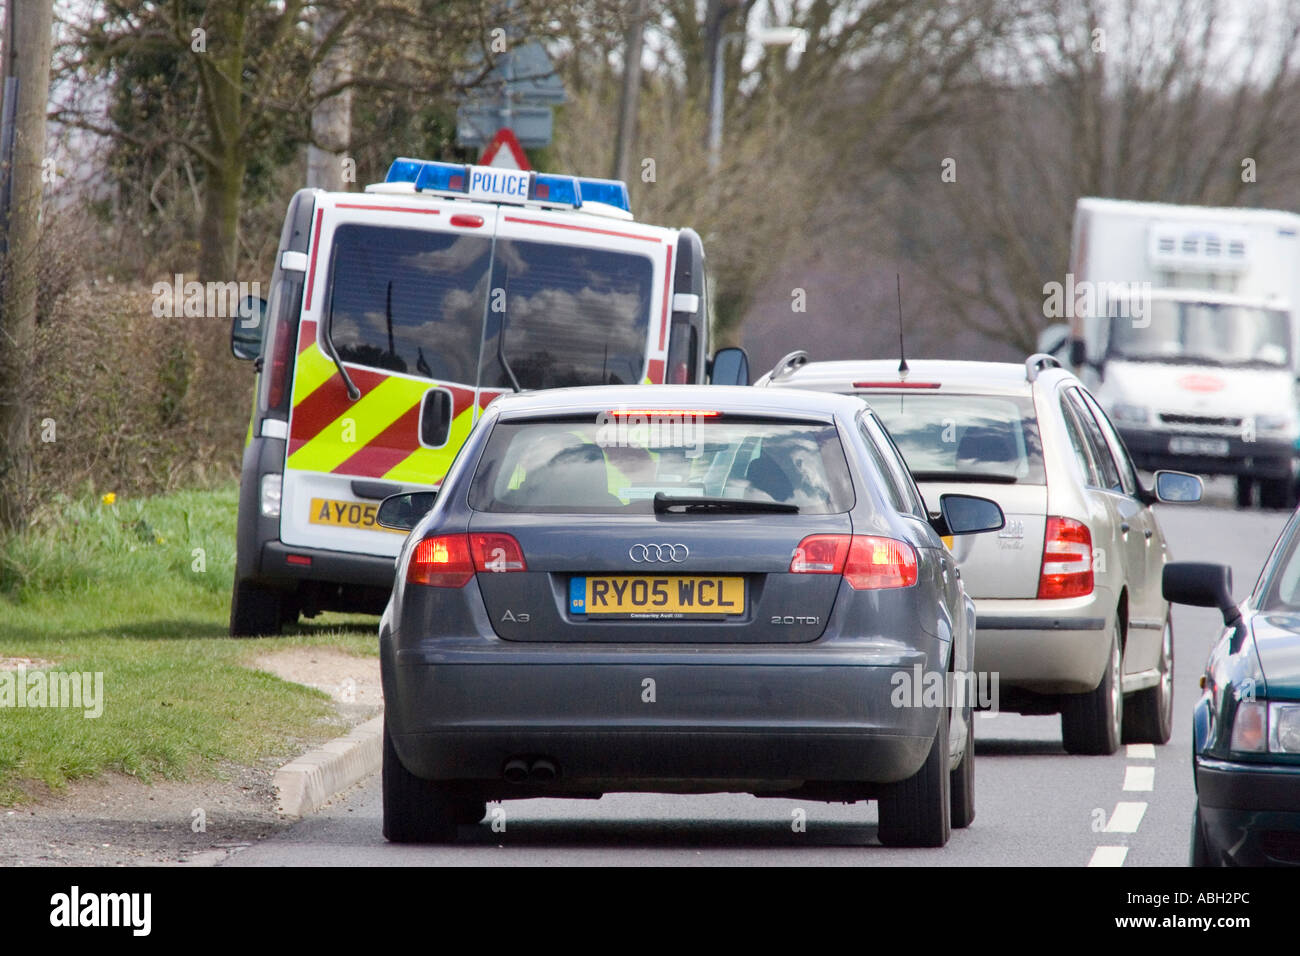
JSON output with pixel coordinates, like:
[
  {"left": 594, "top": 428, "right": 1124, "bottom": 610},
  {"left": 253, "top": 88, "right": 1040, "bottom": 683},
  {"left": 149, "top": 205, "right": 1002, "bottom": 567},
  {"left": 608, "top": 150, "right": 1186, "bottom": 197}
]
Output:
[{"left": 466, "top": 167, "right": 530, "bottom": 203}]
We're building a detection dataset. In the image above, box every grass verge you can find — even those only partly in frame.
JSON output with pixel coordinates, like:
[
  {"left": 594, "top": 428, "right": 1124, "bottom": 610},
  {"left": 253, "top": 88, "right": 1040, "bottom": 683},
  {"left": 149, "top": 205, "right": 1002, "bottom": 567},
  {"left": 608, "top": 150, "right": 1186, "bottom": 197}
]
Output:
[{"left": 0, "top": 484, "right": 379, "bottom": 804}]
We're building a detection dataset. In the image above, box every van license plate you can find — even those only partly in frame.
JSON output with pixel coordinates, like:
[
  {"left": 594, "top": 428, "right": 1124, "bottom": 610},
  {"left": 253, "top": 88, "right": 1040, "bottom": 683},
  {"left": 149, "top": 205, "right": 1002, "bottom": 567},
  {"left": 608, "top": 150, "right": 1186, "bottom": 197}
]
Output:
[{"left": 308, "top": 498, "right": 404, "bottom": 533}]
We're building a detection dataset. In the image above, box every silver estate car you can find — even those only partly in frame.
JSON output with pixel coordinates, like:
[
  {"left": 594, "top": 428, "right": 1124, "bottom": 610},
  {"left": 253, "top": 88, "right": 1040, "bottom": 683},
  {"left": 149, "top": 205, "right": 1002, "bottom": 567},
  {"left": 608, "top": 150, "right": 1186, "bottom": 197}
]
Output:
[{"left": 757, "top": 354, "right": 1203, "bottom": 754}]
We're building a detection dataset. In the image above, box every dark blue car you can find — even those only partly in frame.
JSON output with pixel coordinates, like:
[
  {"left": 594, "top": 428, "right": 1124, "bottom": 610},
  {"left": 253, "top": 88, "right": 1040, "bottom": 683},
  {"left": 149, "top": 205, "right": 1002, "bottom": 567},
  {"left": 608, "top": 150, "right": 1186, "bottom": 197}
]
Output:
[
  {"left": 1165, "top": 514, "right": 1300, "bottom": 866},
  {"left": 375, "top": 385, "right": 1004, "bottom": 847}
]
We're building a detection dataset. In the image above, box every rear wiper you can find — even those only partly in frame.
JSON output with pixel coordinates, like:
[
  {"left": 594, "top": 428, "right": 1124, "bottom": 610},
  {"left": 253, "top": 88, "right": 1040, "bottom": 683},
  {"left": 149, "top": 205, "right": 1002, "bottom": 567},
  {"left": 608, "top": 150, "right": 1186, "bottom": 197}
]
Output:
[
  {"left": 497, "top": 277, "right": 521, "bottom": 393},
  {"left": 653, "top": 493, "right": 799, "bottom": 514},
  {"left": 322, "top": 315, "right": 361, "bottom": 401},
  {"left": 911, "top": 471, "right": 1017, "bottom": 484}
]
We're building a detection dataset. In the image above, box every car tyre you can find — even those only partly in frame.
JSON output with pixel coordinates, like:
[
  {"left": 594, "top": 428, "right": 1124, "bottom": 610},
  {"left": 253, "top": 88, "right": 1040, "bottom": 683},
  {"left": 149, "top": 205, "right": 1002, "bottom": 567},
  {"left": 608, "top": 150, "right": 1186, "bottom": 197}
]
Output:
[
  {"left": 1061, "top": 621, "right": 1123, "bottom": 755},
  {"left": 949, "top": 704, "right": 976, "bottom": 829},
  {"left": 1123, "top": 615, "right": 1174, "bottom": 745},
  {"left": 878, "top": 707, "right": 951, "bottom": 847},
  {"left": 229, "top": 579, "right": 282, "bottom": 637},
  {"left": 382, "top": 719, "right": 460, "bottom": 843},
  {"left": 1235, "top": 476, "right": 1255, "bottom": 509},
  {"left": 1189, "top": 803, "right": 1211, "bottom": 867},
  {"left": 1260, "top": 476, "right": 1295, "bottom": 510}
]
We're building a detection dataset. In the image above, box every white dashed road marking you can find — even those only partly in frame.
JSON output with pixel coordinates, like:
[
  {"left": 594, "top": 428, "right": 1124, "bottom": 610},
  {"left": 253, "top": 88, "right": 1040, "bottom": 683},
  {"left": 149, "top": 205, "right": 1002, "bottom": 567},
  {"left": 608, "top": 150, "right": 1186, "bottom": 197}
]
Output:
[
  {"left": 1105, "top": 801, "right": 1148, "bottom": 833},
  {"left": 1126, "top": 744, "right": 1156, "bottom": 760},
  {"left": 1123, "top": 766, "right": 1155, "bottom": 791},
  {"left": 1088, "top": 846, "right": 1129, "bottom": 867}
]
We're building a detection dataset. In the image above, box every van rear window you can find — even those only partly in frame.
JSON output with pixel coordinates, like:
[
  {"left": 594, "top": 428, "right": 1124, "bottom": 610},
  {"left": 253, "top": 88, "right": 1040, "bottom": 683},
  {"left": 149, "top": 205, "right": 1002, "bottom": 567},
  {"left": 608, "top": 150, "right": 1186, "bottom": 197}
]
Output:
[{"left": 326, "top": 223, "right": 492, "bottom": 384}]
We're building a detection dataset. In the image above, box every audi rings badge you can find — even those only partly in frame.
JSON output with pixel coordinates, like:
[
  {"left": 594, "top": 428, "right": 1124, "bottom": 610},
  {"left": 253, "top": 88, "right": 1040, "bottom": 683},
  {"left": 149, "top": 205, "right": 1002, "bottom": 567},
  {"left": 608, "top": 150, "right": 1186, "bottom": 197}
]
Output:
[{"left": 629, "top": 543, "right": 690, "bottom": 563}]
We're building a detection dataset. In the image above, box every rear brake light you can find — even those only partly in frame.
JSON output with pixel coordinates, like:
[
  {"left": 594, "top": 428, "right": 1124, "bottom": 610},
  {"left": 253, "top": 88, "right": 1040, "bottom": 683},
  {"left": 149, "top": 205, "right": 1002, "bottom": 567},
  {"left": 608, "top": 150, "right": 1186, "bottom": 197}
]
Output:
[
  {"left": 1037, "top": 516, "right": 1093, "bottom": 599},
  {"left": 852, "top": 381, "right": 940, "bottom": 389},
  {"left": 844, "top": 535, "right": 918, "bottom": 589},
  {"left": 790, "top": 534, "right": 850, "bottom": 573},
  {"left": 790, "top": 534, "right": 917, "bottom": 589},
  {"left": 266, "top": 322, "right": 294, "bottom": 409},
  {"left": 408, "top": 534, "right": 474, "bottom": 587},
  {"left": 470, "top": 533, "right": 527, "bottom": 572}
]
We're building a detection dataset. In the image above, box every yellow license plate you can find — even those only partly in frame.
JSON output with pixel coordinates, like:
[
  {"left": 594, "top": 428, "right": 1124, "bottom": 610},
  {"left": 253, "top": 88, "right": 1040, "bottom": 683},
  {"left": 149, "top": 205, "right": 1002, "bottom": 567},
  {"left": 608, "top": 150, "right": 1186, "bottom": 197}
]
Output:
[
  {"left": 572, "top": 576, "right": 745, "bottom": 618},
  {"left": 308, "top": 497, "right": 404, "bottom": 534}
]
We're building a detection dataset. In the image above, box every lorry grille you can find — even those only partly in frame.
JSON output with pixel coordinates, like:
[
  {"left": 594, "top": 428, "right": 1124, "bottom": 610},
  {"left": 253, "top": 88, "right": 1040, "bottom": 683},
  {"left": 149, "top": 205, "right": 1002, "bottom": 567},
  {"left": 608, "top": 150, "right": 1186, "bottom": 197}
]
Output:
[{"left": 1158, "top": 413, "right": 1242, "bottom": 429}]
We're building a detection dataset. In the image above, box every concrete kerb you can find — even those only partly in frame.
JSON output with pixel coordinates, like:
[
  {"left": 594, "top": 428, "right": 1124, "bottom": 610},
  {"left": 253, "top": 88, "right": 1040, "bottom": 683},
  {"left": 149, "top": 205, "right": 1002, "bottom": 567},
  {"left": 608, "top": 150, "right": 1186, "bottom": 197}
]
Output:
[{"left": 274, "top": 715, "right": 383, "bottom": 818}]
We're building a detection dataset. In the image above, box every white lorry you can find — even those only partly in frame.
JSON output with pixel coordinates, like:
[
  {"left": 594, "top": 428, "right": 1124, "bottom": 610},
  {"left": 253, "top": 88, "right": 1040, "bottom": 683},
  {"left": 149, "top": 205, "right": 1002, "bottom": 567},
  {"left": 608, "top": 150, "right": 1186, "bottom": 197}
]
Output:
[{"left": 1051, "top": 197, "right": 1300, "bottom": 509}]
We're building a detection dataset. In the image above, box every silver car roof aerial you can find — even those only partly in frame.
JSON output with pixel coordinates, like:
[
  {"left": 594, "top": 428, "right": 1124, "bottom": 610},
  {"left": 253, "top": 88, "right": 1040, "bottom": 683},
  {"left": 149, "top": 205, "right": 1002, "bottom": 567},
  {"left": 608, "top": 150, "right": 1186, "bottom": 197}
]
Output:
[
  {"left": 766, "top": 350, "right": 811, "bottom": 382},
  {"left": 1024, "top": 353, "right": 1063, "bottom": 383}
]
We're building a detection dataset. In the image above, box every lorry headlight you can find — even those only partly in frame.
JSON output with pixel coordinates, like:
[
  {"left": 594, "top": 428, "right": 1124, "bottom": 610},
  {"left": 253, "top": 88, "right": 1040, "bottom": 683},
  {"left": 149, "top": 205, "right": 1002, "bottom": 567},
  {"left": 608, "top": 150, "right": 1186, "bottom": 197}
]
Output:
[
  {"left": 1270, "top": 702, "right": 1300, "bottom": 754},
  {"left": 260, "top": 473, "right": 283, "bottom": 518},
  {"left": 1110, "top": 403, "right": 1148, "bottom": 425},
  {"left": 1255, "top": 414, "right": 1292, "bottom": 434}
]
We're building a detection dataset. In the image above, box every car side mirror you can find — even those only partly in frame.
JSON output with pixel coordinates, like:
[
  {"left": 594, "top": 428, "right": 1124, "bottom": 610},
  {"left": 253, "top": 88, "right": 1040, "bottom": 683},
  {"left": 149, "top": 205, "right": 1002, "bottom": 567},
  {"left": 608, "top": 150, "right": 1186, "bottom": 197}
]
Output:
[
  {"left": 231, "top": 295, "right": 268, "bottom": 360},
  {"left": 709, "top": 347, "right": 750, "bottom": 386},
  {"left": 377, "top": 491, "right": 438, "bottom": 532},
  {"left": 1163, "top": 562, "right": 1240, "bottom": 628},
  {"left": 936, "top": 494, "right": 1005, "bottom": 535},
  {"left": 1153, "top": 470, "right": 1203, "bottom": 503}
]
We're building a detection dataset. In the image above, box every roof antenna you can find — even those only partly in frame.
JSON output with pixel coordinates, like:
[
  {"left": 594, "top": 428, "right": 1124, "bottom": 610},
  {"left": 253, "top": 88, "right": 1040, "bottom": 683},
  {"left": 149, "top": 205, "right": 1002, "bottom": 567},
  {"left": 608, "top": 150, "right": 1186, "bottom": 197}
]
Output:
[{"left": 896, "top": 273, "right": 909, "bottom": 381}]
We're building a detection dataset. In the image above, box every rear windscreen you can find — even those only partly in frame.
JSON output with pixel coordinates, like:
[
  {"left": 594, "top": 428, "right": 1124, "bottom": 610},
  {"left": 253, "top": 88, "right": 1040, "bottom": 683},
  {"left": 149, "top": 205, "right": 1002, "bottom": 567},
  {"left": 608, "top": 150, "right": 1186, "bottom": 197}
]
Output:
[
  {"left": 867, "top": 394, "right": 1045, "bottom": 484},
  {"left": 469, "top": 416, "right": 855, "bottom": 514},
  {"left": 325, "top": 223, "right": 492, "bottom": 384}
]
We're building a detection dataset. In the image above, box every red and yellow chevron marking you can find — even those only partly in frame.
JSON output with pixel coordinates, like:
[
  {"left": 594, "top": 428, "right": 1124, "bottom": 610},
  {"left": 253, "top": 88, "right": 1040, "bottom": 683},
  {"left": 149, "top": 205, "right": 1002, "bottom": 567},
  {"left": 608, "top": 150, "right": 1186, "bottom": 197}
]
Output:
[{"left": 285, "top": 320, "right": 476, "bottom": 484}]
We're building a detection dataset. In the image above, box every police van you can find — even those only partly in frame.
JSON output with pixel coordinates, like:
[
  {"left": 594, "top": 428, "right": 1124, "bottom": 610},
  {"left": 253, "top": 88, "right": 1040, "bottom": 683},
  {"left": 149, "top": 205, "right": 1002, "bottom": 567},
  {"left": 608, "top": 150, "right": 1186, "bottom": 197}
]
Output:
[{"left": 229, "top": 158, "right": 749, "bottom": 635}]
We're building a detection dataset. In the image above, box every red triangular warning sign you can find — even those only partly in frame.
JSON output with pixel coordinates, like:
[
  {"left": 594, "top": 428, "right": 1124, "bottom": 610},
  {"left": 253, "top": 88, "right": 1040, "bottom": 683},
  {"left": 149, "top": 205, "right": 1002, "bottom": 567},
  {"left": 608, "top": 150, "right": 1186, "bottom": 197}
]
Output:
[{"left": 479, "top": 129, "right": 531, "bottom": 171}]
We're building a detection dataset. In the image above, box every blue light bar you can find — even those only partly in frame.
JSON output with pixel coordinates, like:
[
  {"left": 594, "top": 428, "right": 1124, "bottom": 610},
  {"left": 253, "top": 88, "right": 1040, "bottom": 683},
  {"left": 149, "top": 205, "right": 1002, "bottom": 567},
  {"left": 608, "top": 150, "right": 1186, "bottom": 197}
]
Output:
[
  {"left": 384, "top": 157, "right": 425, "bottom": 184},
  {"left": 530, "top": 173, "right": 579, "bottom": 207},
  {"left": 576, "top": 177, "right": 631, "bottom": 213},
  {"left": 382, "top": 157, "right": 632, "bottom": 214},
  {"left": 413, "top": 162, "right": 468, "bottom": 193}
]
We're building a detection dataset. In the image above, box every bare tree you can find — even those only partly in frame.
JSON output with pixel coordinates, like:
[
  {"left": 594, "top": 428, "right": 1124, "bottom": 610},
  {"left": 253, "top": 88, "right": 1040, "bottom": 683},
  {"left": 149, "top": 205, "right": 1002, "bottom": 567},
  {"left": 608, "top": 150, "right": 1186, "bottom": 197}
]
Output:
[
  {"left": 893, "top": 0, "right": 1300, "bottom": 351},
  {"left": 0, "top": 0, "right": 54, "bottom": 532}
]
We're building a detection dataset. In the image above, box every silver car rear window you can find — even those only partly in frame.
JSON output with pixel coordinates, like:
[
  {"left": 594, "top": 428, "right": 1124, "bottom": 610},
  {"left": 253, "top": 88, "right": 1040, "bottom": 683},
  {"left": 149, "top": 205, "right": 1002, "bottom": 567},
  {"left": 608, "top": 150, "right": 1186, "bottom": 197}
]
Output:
[
  {"left": 468, "top": 416, "right": 855, "bottom": 513},
  {"left": 867, "top": 394, "right": 1046, "bottom": 485}
]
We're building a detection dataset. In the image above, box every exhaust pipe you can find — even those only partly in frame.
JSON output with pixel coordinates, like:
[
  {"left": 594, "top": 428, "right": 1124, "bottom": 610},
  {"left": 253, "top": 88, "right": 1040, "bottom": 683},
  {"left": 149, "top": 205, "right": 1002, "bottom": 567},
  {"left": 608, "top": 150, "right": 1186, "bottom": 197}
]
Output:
[
  {"left": 530, "top": 758, "right": 558, "bottom": 782},
  {"left": 503, "top": 758, "right": 529, "bottom": 783}
]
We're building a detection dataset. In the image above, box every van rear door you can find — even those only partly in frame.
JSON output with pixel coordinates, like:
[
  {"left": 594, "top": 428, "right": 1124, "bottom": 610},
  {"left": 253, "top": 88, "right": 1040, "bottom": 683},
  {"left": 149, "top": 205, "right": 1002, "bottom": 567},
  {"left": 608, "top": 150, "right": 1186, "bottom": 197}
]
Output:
[{"left": 278, "top": 199, "right": 498, "bottom": 556}]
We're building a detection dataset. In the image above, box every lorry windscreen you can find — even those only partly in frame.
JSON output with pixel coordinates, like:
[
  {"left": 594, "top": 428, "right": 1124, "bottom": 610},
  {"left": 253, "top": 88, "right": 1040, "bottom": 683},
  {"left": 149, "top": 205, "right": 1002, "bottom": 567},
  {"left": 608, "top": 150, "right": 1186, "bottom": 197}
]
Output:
[
  {"left": 478, "top": 239, "right": 654, "bottom": 390},
  {"left": 326, "top": 223, "right": 492, "bottom": 384},
  {"left": 1108, "top": 303, "right": 1292, "bottom": 368}
]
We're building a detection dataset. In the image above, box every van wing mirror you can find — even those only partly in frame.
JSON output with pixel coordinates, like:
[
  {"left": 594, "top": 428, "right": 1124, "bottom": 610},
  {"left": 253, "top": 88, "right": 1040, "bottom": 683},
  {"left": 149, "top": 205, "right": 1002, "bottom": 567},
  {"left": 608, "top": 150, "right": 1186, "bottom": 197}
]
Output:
[
  {"left": 231, "top": 296, "right": 268, "bottom": 360},
  {"left": 709, "top": 347, "right": 750, "bottom": 386}
]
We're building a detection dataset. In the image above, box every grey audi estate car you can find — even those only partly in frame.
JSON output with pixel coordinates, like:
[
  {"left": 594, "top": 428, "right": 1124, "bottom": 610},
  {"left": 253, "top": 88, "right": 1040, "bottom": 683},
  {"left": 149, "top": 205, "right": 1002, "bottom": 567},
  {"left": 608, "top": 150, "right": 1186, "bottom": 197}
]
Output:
[{"left": 376, "top": 385, "right": 1004, "bottom": 847}]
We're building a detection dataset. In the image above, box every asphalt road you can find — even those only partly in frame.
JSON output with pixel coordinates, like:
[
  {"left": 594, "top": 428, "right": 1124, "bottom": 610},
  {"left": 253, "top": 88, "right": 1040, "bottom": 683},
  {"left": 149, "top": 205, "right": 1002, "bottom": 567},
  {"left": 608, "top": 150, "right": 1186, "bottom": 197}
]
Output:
[{"left": 223, "top": 492, "right": 1290, "bottom": 867}]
